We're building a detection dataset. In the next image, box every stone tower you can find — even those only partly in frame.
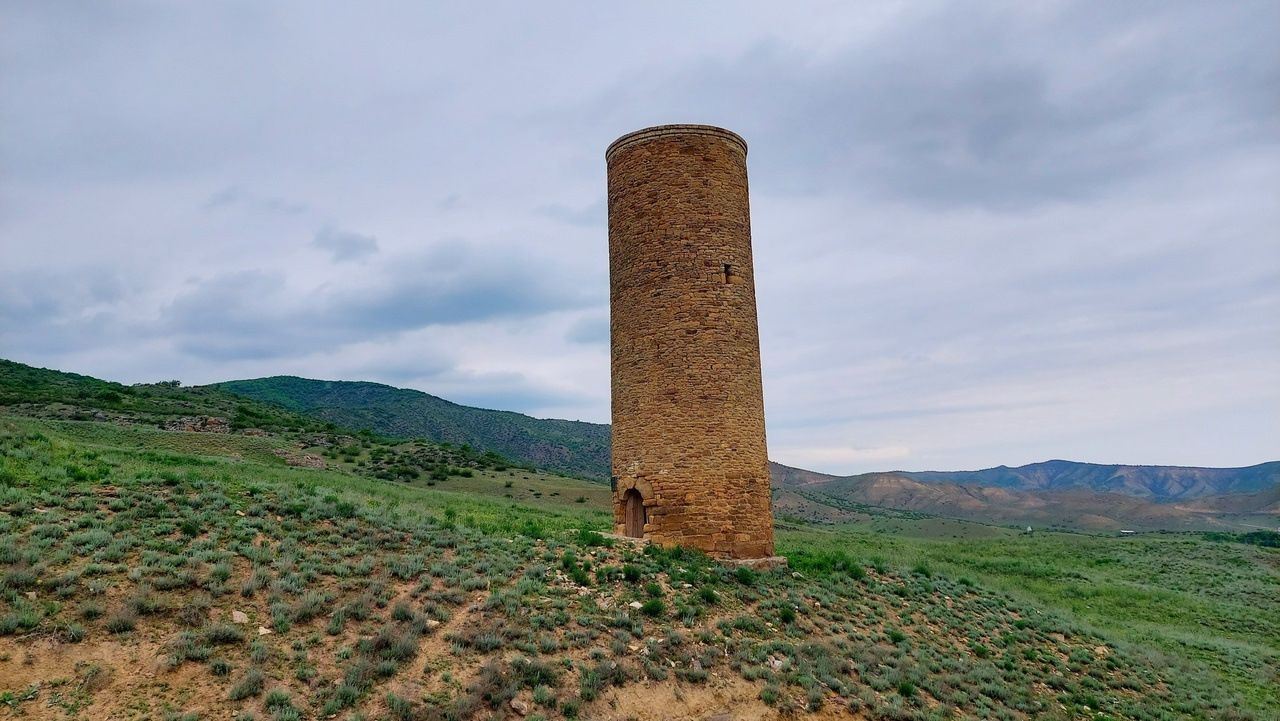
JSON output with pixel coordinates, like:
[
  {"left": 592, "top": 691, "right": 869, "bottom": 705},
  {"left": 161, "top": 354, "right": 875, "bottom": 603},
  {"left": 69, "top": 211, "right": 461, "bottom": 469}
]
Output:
[{"left": 606, "top": 124, "right": 775, "bottom": 560}]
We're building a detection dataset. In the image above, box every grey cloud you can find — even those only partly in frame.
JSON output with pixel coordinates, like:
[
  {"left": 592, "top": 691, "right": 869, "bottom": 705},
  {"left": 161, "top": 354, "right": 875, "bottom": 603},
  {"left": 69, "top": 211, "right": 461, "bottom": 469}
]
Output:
[
  {"left": 350, "top": 357, "right": 457, "bottom": 386},
  {"left": 572, "top": 2, "right": 1279, "bottom": 209},
  {"left": 444, "top": 377, "right": 593, "bottom": 416},
  {"left": 538, "top": 198, "right": 605, "bottom": 227},
  {"left": 162, "top": 246, "right": 591, "bottom": 360},
  {"left": 203, "top": 186, "right": 307, "bottom": 215},
  {"left": 313, "top": 226, "right": 379, "bottom": 262},
  {"left": 565, "top": 315, "right": 609, "bottom": 345},
  {"left": 0, "top": 269, "right": 133, "bottom": 354},
  {"left": 162, "top": 271, "right": 292, "bottom": 360}
]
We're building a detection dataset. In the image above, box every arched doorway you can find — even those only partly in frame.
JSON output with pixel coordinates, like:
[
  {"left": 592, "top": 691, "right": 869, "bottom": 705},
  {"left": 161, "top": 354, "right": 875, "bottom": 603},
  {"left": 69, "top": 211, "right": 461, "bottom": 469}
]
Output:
[{"left": 623, "top": 489, "right": 646, "bottom": 538}]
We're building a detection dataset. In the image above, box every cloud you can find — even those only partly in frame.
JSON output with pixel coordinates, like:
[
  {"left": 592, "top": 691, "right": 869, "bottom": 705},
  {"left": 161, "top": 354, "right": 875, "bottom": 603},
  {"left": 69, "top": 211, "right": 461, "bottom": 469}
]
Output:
[
  {"left": 570, "top": 2, "right": 1279, "bottom": 210},
  {"left": 0, "top": 268, "right": 134, "bottom": 353},
  {"left": 774, "top": 445, "right": 911, "bottom": 468},
  {"left": 440, "top": 374, "right": 593, "bottom": 416},
  {"left": 312, "top": 226, "right": 379, "bottom": 262},
  {"left": 564, "top": 314, "right": 608, "bottom": 345},
  {"left": 537, "top": 198, "right": 605, "bottom": 227},
  {"left": 160, "top": 244, "right": 591, "bottom": 360},
  {"left": 203, "top": 186, "right": 307, "bottom": 215}
]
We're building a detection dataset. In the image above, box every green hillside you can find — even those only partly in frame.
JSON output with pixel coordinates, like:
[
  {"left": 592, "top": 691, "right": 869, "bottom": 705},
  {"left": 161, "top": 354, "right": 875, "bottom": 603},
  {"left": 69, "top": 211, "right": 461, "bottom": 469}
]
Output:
[
  {"left": 0, "top": 358, "right": 329, "bottom": 434},
  {"left": 215, "top": 376, "right": 611, "bottom": 480},
  {"left": 0, "top": 414, "right": 1275, "bottom": 719}
]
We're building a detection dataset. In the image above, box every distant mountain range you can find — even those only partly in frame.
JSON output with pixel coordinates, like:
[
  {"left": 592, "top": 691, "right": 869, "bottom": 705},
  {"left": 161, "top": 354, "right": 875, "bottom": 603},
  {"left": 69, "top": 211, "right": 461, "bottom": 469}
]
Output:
[
  {"left": 214, "top": 376, "right": 610, "bottom": 480},
  {"left": 212, "top": 374, "right": 1276, "bottom": 530},
  {"left": 895, "top": 459, "right": 1280, "bottom": 500},
  {"left": 768, "top": 462, "right": 1280, "bottom": 531},
  {"left": 2, "top": 358, "right": 1275, "bottom": 531}
]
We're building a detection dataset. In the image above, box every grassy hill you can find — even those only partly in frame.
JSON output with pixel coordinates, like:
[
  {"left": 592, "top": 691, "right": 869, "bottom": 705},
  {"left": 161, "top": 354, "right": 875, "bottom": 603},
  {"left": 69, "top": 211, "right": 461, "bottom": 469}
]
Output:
[
  {"left": 215, "top": 376, "right": 610, "bottom": 481},
  {"left": 5, "top": 359, "right": 1275, "bottom": 533},
  {"left": 0, "top": 359, "right": 334, "bottom": 434},
  {"left": 0, "top": 414, "right": 1276, "bottom": 720}
]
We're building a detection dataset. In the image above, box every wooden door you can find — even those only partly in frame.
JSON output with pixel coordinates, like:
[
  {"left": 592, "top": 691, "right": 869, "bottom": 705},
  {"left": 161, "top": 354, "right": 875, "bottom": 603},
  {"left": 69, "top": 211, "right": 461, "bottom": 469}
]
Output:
[{"left": 624, "top": 489, "right": 645, "bottom": 538}]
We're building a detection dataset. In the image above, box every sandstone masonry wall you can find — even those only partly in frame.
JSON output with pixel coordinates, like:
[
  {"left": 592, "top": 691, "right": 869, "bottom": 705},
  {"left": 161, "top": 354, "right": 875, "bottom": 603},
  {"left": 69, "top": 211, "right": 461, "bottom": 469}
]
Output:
[{"left": 606, "top": 124, "right": 775, "bottom": 559}]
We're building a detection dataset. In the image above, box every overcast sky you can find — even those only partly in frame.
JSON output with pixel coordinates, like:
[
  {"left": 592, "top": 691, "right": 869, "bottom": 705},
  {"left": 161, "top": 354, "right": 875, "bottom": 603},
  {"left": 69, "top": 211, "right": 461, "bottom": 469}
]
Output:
[{"left": 2, "top": 1, "right": 1276, "bottom": 475}]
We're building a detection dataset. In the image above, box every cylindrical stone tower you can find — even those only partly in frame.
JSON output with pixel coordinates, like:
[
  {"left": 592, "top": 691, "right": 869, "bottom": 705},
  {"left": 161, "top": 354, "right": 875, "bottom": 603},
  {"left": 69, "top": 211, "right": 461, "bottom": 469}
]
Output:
[{"left": 606, "top": 124, "right": 775, "bottom": 560}]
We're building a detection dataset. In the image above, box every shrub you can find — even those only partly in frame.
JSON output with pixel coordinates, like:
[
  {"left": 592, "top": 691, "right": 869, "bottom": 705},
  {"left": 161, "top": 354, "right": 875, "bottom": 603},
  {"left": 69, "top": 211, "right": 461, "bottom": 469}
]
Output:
[
  {"left": 290, "top": 591, "right": 328, "bottom": 623},
  {"left": 229, "top": 667, "right": 265, "bottom": 700},
  {"left": 104, "top": 609, "right": 138, "bottom": 634},
  {"left": 576, "top": 529, "right": 607, "bottom": 546},
  {"left": 263, "top": 688, "right": 293, "bottom": 711},
  {"left": 204, "top": 622, "right": 244, "bottom": 645},
  {"left": 513, "top": 656, "right": 562, "bottom": 688}
]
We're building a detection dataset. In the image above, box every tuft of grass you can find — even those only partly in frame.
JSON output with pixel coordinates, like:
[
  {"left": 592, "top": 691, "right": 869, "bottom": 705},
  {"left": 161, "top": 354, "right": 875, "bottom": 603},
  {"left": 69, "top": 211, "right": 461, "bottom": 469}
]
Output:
[
  {"left": 103, "top": 609, "right": 137, "bottom": 634},
  {"left": 228, "top": 667, "right": 265, "bottom": 700}
]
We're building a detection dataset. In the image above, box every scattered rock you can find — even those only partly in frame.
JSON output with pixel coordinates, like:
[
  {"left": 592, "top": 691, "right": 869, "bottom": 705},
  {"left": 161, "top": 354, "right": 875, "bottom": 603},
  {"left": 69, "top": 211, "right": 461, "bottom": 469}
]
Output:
[
  {"left": 426, "top": 619, "right": 441, "bottom": 629},
  {"left": 628, "top": 601, "right": 643, "bottom": 610},
  {"left": 258, "top": 626, "right": 272, "bottom": 636},
  {"left": 286, "top": 454, "right": 325, "bottom": 469},
  {"left": 231, "top": 610, "right": 249, "bottom": 624},
  {"left": 25, "top": 591, "right": 36, "bottom": 601},
  {"left": 510, "top": 698, "right": 529, "bottom": 716},
  {"left": 164, "top": 416, "right": 230, "bottom": 433}
]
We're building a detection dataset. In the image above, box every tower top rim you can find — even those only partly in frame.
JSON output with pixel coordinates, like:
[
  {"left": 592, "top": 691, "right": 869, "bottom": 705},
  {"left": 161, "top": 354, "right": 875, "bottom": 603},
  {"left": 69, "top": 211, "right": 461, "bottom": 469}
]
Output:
[{"left": 606, "top": 124, "right": 747, "bottom": 163}]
